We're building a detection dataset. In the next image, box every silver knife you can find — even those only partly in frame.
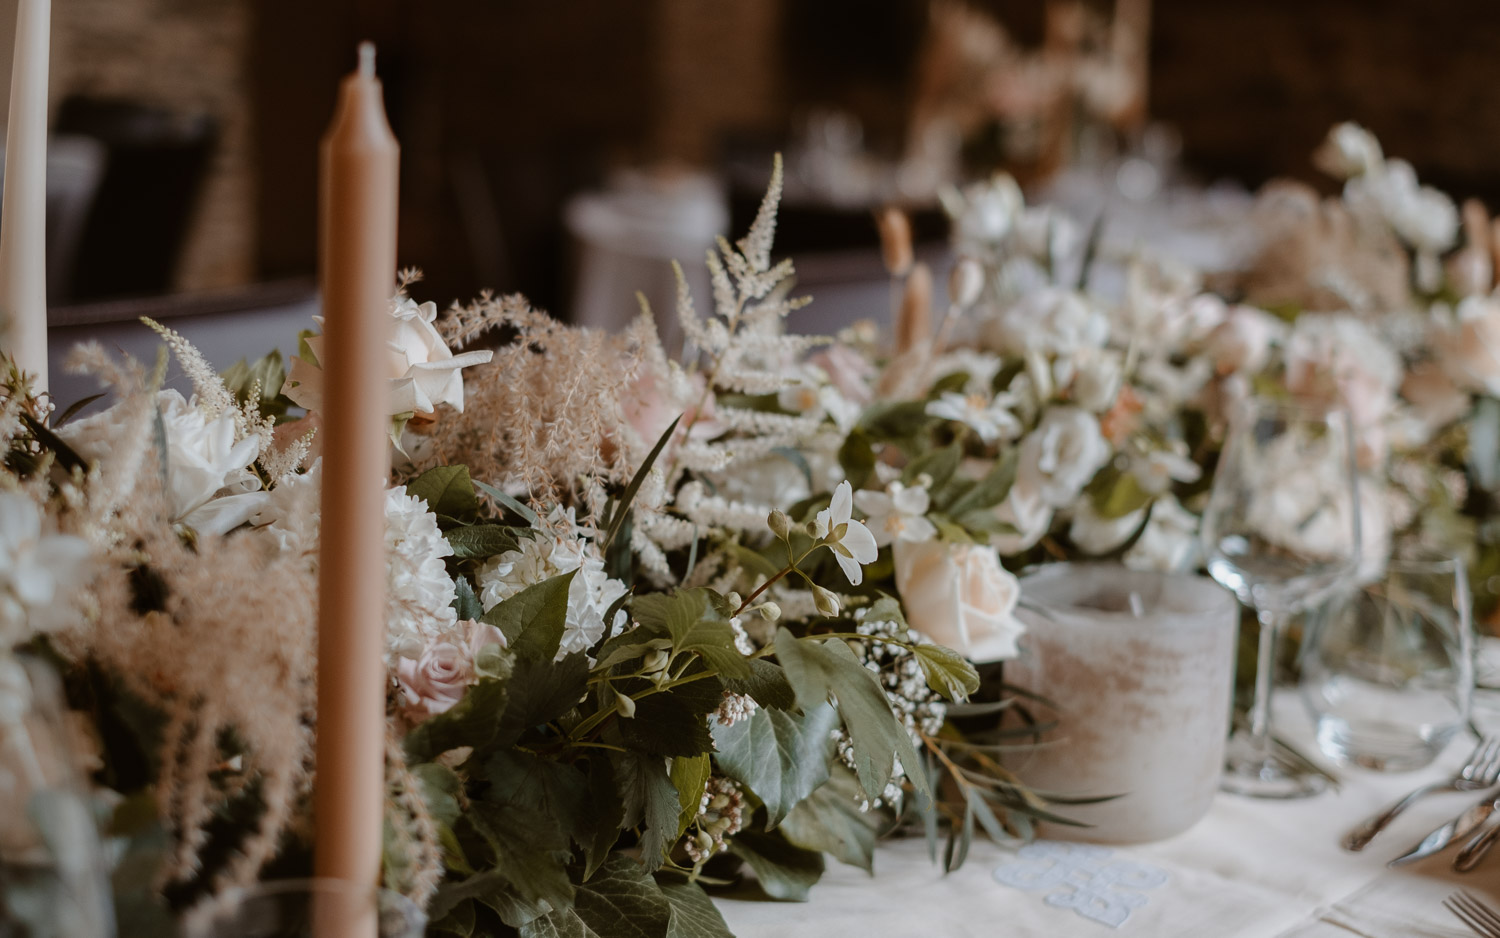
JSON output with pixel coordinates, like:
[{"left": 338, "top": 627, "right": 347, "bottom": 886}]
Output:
[{"left": 1389, "top": 791, "right": 1500, "bottom": 866}]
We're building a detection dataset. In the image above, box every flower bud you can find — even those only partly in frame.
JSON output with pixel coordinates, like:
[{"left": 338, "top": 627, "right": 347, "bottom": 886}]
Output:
[
  {"left": 876, "top": 206, "right": 914, "bottom": 276},
  {"left": 812, "top": 585, "right": 841, "bottom": 618},
  {"left": 805, "top": 520, "right": 823, "bottom": 540},
  {"left": 615, "top": 691, "right": 637, "bottom": 719},
  {"left": 642, "top": 648, "right": 671, "bottom": 674},
  {"left": 726, "top": 592, "right": 742, "bottom": 610},
  {"left": 767, "top": 508, "right": 791, "bottom": 540},
  {"left": 759, "top": 601, "right": 782, "bottom": 621},
  {"left": 948, "top": 257, "right": 985, "bottom": 310}
]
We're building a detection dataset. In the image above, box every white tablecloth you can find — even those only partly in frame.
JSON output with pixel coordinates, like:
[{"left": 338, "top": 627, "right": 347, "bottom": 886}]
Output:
[{"left": 715, "top": 701, "right": 1500, "bottom": 937}]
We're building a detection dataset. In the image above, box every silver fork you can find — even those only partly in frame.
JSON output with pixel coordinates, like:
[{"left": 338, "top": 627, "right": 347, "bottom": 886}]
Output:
[
  {"left": 1344, "top": 736, "right": 1500, "bottom": 852},
  {"left": 1445, "top": 890, "right": 1500, "bottom": 937}
]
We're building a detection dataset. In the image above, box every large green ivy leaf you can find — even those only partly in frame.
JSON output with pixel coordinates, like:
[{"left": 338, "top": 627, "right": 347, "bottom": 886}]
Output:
[
  {"left": 407, "top": 465, "right": 479, "bottom": 521},
  {"left": 616, "top": 676, "right": 722, "bottom": 757},
  {"left": 428, "top": 871, "right": 550, "bottom": 930},
  {"left": 661, "top": 881, "right": 735, "bottom": 938},
  {"left": 773, "top": 627, "right": 929, "bottom": 804},
  {"left": 494, "top": 651, "right": 589, "bottom": 748},
  {"left": 481, "top": 571, "right": 577, "bottom": 662},
  {"left": 711, "top": 703, "right": 836, "bottom": 828},
  {"left": 465, "top": 802, "right": 575, "bottom": 911},
  {"left": 720, "top": 659, "right": 797, "bottom": 711},
  {"left": 518, "top": 855, "right": 674, "bottom": 938},
  {"left": 727, "top": 830, "right": 826, "bottom": 902},
  {"left": 779, "top": 767, "right": 882, "bottom": 872},
  {"left": 403, "top": 679, "right": 507, "bottom": 762},
  {"left": 610, "top": 750, "right": 680, "bottom": 871},
  {"left": 482, "top": 751, "right": 591, "bottom": 853},
  {"left": 578, "top": 758, "right": 626, "bottom": 880}
]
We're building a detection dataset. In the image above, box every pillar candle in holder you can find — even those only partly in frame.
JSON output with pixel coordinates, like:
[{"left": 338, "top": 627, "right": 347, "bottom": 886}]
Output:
[
  {"left": 313, "top": 43, "right": 397, "bottom": 938},
  {"left": 1006, "top": 563, "right": 1238, "bottom": 843},
  {"left": 0, "top": 0, "right": 50, "bottom": 389}
]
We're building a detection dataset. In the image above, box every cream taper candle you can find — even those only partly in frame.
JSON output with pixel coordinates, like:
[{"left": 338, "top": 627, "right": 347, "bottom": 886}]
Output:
[
  {"left": 0, "top": 0, "right": 50, "bottom": 389},
  {"left": 314, "top": 43, "right": 397, "bottom": 938}
]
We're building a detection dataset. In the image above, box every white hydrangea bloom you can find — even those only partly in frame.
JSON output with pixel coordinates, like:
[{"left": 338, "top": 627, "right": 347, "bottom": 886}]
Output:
[
  {"left": 385, "top": 486, "right": 459, "bottom": 660},
  {"left": 476, "top": 532, "right": 627, "bottom": 661}
]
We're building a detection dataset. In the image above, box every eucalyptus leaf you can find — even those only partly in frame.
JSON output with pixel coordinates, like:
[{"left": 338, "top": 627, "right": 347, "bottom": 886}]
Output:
[
  {"left": 773, "top": 627, "right": 931, "bottom": 804},
  {"left": 913, "top": 644, "right": 980, "bottom": 703},
  {"left": 711, "top": 702, "right": 837, "bottom": 827}
]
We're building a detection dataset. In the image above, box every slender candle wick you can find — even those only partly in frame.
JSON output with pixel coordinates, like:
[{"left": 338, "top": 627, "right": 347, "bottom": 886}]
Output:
[{"left": 358, "top": 42, "right": 375, "bottom": 79}]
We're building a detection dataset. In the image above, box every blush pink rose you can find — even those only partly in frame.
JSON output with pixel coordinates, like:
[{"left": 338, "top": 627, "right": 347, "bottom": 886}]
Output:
[{"left": 397, "top": 621, "right": 507, "bottom": 721}]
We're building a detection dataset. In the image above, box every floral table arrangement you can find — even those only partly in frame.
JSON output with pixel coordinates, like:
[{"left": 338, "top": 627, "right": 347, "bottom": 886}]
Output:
[{"left": 1, "top": 113, "right": 1497, "bottom": 938}]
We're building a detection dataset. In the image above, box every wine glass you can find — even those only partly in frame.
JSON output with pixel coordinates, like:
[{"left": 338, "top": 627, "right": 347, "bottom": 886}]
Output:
[{"left": 1201, "top": 397, "right": 1361, "bottom": 798}]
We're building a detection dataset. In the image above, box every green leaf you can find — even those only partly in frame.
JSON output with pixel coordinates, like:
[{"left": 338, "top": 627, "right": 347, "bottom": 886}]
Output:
[
  {"left": 662, "top": 881, "right": 735, "bottom": 938},
  {"left": 53, "top": 392, "right": 106, "bottom": 427},
  {"left": 413, "top": 762, "right": 463, "bottom": 827},
  {"left": 466, "top": 802, "right": 575, "bottom": 911},
  {"left": 727, "top": 830, "right": 825, "bottom": 902},
  {"left": 617, "top": 677, "right": 723, "bottom": 757},
  {"left": 902, "top": 442, "right": 962, "bottom": 491},
  {"left": 838, "top": 426, "right": 877, "bottom": 490},
  {"left": 631, "top": 590, "right": 706, "bottom": 648},
  {"left": 20, "top": 413, "right": 88, "bottom": 474},
  {"left": 913, "top": 643, "right": 980, "bottom": 703},
  {"left": 671, "top": 753, "right": 711, "bottom": 837},
  {"left": 451, "top": 575, "right": 484, "bottom": 622},
  {"left": 610, "top": 751, "right": 680, "bottom": 871},
  {"left": 482, "top": 751, "right": 591, "bottom": 854},
  {"left": 773, "top": 627, "right": 929, "bottom": 805},
  {"left": 481, "top": 571, "right": 578, "bottom": 662},
  {"left": 944, "top": 449, "right": 1019, "bottom": 515},
  {"left": 446, "top": 524, "right": 528, "bottom": 560},
  {"left": 475, "top": 479, "right": 541, "bottom": 526},
  {"left": 632, "top": 589, "right": 751, "bottom": 679},
  {"left": 604, "top": 415, "right": 680, "bottom": 549},
  {"left": 408, "top": 465, "right": 479, "bottom": 521},
  {"left": 403, "top": 679, "right": 508, "bottom": 762},
  {"left": 678, "top": 620, "right": 753, "bottom": 681},
  {"left": 711, "top": 703, "right": 836, "bottom": 827},
  {"left": 428, "top": 894, "right": 477, "bottom": 936},
  {"left": 519, "top": 855, "right": 675, "bottom": 938},
  {"left": 779, "top": 767, "right": 882, "bottom": 872},
  {"left": 495, "top": 651, "right": 589, "bottom": 747},
  {"left": 581, "top": 757, "right": 626, "bottom": 879},
  {"left": 859, "top": 400, "right": 932, "bottom": 441},
  {"left": 720, "top": 659, "right": 797, "bottom": 711},
  {"left": 1088, "top": 463, "right": 1152, "bottom": 520}
]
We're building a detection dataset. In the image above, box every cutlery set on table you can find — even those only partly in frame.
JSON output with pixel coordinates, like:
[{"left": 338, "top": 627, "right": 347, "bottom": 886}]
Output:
[{"left": 1344, "top": 736, "right": 1500, "bottom": 871}]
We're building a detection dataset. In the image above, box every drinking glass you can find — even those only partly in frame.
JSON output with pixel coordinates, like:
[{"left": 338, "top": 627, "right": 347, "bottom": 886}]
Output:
[
  {"left": 1201, "top": 397, "right": 1361, "bottom": 798},
  {"left": 182, "top": 879, "right": 427, "bottom": 938},
  {"left": 1301, "top": 550, "right": 1473, "bottom": 771}
]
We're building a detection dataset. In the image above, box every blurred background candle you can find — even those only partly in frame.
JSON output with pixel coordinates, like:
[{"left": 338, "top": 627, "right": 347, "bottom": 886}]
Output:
[
  {"left": 1006, "top": 563, "right": 1238, "bottom": 843},
  {"left": 313, "top": 43, "right": 396, "bottom": 938},
  {"left": 0, "top": 0, "right": 49, "bottom": 389}
]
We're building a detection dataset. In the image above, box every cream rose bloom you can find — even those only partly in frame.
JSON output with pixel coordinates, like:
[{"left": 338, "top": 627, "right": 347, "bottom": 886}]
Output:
[
  {"left": 1435, "top": 296, "right": 1500, "bottom": 397},
  {"left": 283, "top": 297, "right": 493, "bottom": 416},
  {"left": 893, "top": 540, "right": 1024, "bottom": 663},
  {"left": 1017, "top": 406, "right": 1111, "bottom": 508},
  {"left": 989, "top": 478, "right": 1053, "bottom": 556}
]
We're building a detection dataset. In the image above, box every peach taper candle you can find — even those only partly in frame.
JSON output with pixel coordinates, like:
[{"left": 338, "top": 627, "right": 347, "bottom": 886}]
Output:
[
  {"left": 314, "top": 42, "right": 398, "bottom": 938},
  {"left": 0, "top": 0, "right": 50, "bottom": 390}
]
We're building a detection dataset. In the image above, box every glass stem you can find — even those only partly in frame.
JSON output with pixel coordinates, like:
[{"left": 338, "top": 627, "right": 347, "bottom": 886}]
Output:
[{"left": 1247, "top": 606, "right": 1281, "bottom": 747}]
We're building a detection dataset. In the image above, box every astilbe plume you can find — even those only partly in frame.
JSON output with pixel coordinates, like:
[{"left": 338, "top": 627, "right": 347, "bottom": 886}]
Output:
[{"left": 416, "top": 292, "right": 650, "bottom": 514}]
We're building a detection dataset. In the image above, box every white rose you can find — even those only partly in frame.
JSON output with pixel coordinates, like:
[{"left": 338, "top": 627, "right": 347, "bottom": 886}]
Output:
[
  {"left": 1124, "top": 495, "right": 1199, "bottom": 573},
  {"left": 1435, "top": 296, "right": 1500, "bottom": 397},
  {"left": 988, "top": 288, "right": 1110, "bottom": 358},
  {"left": 283, "top": 297, "right": 493, "bottom": 417},
  {"left": 0, "top": 495, "right": 91, "bottom": 643},
  {"left": 1018, "top": 407, "right": 1112, "bottom": 507},
  {"left": 1064, "top": 347, "right": 1124, "bottom": 413},
  {"left": 1068, "top": 501, "right": 1145, "bottom": 555},
  {"left": 1205, "top": 306, "right": 1284, "bottom": 376},
  {"left": 893, "top": 539, "right": 1024, "bottom": 663},
  {"left": 989, "top": 478, "right": 1052, "bottom": 556}
]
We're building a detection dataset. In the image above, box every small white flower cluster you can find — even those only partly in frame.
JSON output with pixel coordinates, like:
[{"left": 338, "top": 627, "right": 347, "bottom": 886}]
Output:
[
  {"left": 475, "top": 525, "right": 627, "bottom": 661},
  {"left": 833, "top": 609, "right": 948, "bottom": 813},
  {"left": 684, "top": 777, "right": 746, "bottom": 864},
  {"left": 713, "top": 691, "right": 759, "bottom": 727},
  {"left": 384, "top": 486, "right": 459, "bottom": 660}
]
